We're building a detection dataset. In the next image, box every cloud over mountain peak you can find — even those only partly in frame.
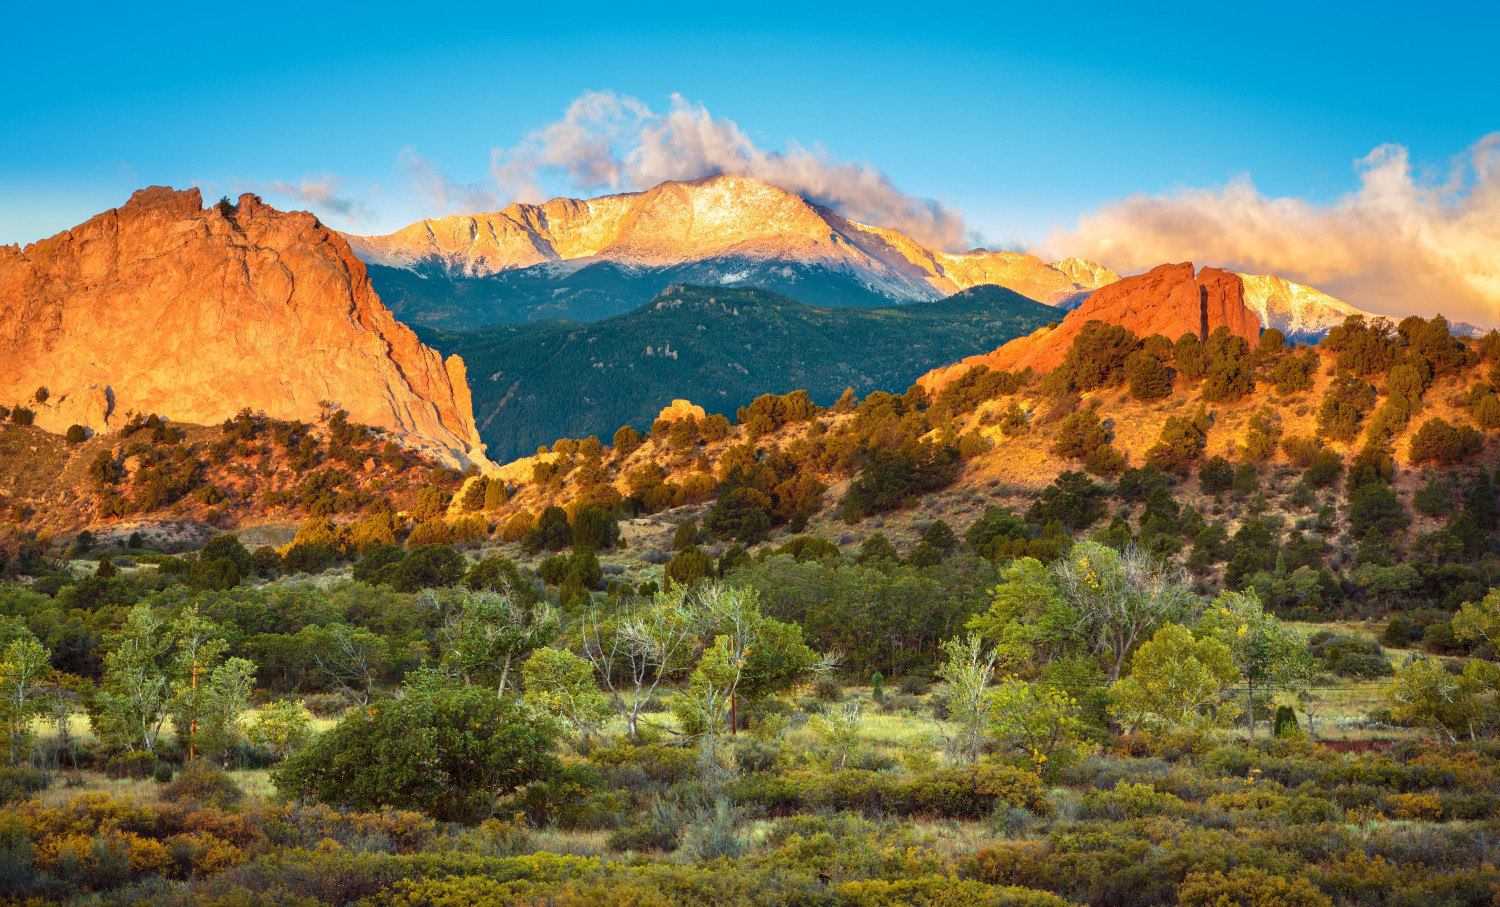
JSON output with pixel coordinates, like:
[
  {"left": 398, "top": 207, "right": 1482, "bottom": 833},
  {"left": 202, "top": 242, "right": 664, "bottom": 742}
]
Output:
[{"left": 485, "top": 91, "right": 970, "bottom": 253}]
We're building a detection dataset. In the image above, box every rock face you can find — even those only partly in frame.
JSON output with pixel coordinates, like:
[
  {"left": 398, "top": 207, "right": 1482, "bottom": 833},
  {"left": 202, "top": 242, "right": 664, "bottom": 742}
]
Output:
[
  {"left": 345, "top": 174, "right": 1117, "bottom": 306},
  {"left": 656, "top": 399, "right": 707, "bottom": 424},
  {"left": 0, "top": 187, "right": 488, "bottom": 468},
  {"left": 919, "top": 262, "right": 1261, "bottom": 390}
]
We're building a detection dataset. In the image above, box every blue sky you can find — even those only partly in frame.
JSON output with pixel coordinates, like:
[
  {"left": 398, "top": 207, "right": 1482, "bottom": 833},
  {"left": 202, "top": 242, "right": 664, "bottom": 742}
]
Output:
[{"left": 4, "top": 1, "right": 1497, "bottom": 317}]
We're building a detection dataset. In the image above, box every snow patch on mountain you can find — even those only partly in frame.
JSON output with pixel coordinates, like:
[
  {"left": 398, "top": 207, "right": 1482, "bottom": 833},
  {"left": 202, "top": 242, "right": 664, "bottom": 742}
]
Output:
[
  {"left": 1237, "top": 274, "right": 1367, "bottom": 343},
  {"left": 342, "top": 175, "right": 1113, "bottom": 308}
]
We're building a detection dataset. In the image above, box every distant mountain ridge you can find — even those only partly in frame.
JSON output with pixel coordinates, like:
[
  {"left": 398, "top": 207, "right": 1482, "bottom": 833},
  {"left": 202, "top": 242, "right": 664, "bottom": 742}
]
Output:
[
  {"left": 418, "top": 283, "right": 1057, "bottom": 461},
  {"left": 1238, "top": 274, "right": 1365, "bottom": 343},
  {"left": 345, "top": 174, "right": 1416, "bottom": 346},
  {"left": 344, "top": 174, "right": 1116, "bottom": 329}
]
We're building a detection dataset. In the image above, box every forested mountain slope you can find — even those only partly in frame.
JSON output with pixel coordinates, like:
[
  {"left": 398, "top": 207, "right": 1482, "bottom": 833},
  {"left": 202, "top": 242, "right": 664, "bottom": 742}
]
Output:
[{"left": 419, "top": 284, "right": 1057, "bottom": 461}]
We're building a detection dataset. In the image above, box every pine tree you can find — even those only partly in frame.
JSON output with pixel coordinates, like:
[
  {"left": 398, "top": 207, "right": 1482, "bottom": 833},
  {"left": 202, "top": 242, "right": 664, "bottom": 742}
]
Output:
[{"left": 1466, "top": 470, "right": 1498, "bottom": 529}]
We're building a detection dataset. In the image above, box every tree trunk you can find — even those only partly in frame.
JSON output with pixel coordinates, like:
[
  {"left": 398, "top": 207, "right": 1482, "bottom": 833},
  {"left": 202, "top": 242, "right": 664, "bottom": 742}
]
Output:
[{"left": 497, "top": 653, "right": 513, "bottom": 697}]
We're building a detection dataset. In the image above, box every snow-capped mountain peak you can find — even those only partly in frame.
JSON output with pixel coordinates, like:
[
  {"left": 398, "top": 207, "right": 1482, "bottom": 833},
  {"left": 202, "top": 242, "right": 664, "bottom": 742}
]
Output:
[{"left": 343, "top": 175, "right": 1116, "bottom": 307}]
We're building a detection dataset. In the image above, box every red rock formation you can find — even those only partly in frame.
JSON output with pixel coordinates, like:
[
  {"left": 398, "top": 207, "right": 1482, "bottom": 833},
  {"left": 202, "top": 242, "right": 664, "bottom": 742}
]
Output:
[
  {"left": 919, "top": 262, "right": 1261, "bottom": 390},
  {"left": 0, "top": 187, "right": 488, "bottom": 468}
]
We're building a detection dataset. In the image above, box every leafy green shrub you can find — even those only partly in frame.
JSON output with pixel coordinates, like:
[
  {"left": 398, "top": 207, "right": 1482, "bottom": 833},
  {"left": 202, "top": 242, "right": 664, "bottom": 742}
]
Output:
[
  {"left": 608, "top": 817, "right": 681, "bottom": 853},
  {"left": 1079, "top": 781, "right": 1190, "bottom": 819},
  {"left": 380, "top": 544, "right": 467, "bottom": 592},
  {"left": 0, "top": 767, "right": 50, "bottom": 805},
  {"left": 406, "top": 519, "right": 453, "bottom": 548},
  {"left": 588, "top": 743, "right": 699, "bottom": 787},
  {"left": 730, "top": 764, "right": 1048, "bottom": 818},
  {"left": 1198, "top": 456, "right": 1234, "bottom": 495},
  {"left": 280, "top": 542, "right": 336, "bottom": 574},
  {"left": 1060, "top": 321, "right": 1139, "bottom": 390},
  {"left": 664, "top": 546, "right": 715, "bottom": 589},
  {"left": 1126, "top": 351, "right": 1172, "bottom": 401},
  {"left": 1309, "top": 631, "right": 1397, "bottom": 678},
  {"left": 1084, "top": 443, "right": 1127, "bottom": 477},
  {"left": 1054, "top": 410, "right": 1108, "bottom": 459},
  {"left": 1025, "top": 471, "right": 1107, "bottom": 532},
  {"left": 1178, "top": 867, "right": 1331, "bottom": 907},
  {"left": 813, "top": 675, "right": 844, "bottom": 703},
  {"left": 103, "top": 751, "right": 157, "bottom": 780},
  {"left": 275, "top": 675, "right": 558, "bottom": 824},
  {"left": 1145, "top": 408, "right": 1211, "bottom": 475},
  {"left": 161, "top": 760, "right": 243, "bottom": 808},
  {"left": 571, "top": 506, "right": 619, "bottom": 550}
]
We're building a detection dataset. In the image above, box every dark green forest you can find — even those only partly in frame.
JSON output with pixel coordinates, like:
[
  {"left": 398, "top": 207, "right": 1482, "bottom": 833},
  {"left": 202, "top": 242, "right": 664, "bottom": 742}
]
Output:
[
  {"left": 368, "top": 258, "right": 951, "bottom": 330},
  {"left": 420, "top": 284, "right": 1056, "bottom": 460}
]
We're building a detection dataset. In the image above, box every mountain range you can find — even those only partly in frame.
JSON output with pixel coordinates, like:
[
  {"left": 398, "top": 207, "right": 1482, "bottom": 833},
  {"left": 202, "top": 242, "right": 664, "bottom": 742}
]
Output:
[
  {"left": 344, "top": 174, "right": 1413, "bottom": 344},
  {"left": 345, "top": 175, "right": 1117, "bottom": 328},
  {"left": 3, "top": 177, "right": 1480, "bottom": 487}
]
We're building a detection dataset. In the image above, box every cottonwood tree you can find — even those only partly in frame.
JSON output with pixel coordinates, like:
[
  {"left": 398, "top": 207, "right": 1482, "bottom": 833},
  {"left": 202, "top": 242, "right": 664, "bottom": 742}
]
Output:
[
  {"left": 1455, "top": 587, "right": 1500, "bottom": 649},
  {"left": 935, "top": 633, "right": 996, "bottom": 763},
  {"left": 809, "top": 700, "right": 864, "bottom": 769},
  {"left": 581, "top": 588, "right": 696, "bottom": 741},
  {"left": 967, "top": 557, "right": 1080, "bottom": 675},
  {"left": 522, "top": 647, "right": 612, "bottom": 742},
  {"left": 673, "top": 635, "right": 742, "bottom": 773},
  {"left": 247, "top": 700, "right": 314, "bottom": 760},
  {"left": 312, "top": 624, "right": 389, "bottom": 706},
  {"left": 435, "top": 589, "right": 556, "bottom": 696},
  {"left": 1053, "top": 542, "right": 1197, "bottom": 681},
  {"left": 91, "top": 605, "right": 175, "bottom": 754},
  {"left": 1197, "top": 591, "right": 1312, "bottom": 741},
  {"left": 690, "top": 582, "right": 821, "bottom": 734},
  {"left": 168, "top": 606, "right": 230, "bottom": 760},
  {"left": 92, "top": 604, "right": 257, "bottom": 758},
  {"left": 583, "top": 583, "right": 821, "bottom": 742},
  {"left": 1387, "top": 656, "right": 1498, "bottom": 742},
  {"left": 1109, "top": 623, "right": 1240, "bottom": 736},
  {"left": 987, "top": 676, "right": 1094, "bottom": 776},
  {"left": 193, "top": 657, "right": 256, "bottom": 760},
  {"left": 0, "top": 621, "right": 51, "bottom": 765}
]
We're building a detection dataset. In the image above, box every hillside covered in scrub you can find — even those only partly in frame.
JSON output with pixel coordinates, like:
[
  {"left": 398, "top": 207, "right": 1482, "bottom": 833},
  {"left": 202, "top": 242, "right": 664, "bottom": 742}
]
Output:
[
  {"left": 8, "top": 290, "right": 1500, "bottom": 907},
  {"left": 5, "top": 311, "right": 1500, "bottom": 906}
]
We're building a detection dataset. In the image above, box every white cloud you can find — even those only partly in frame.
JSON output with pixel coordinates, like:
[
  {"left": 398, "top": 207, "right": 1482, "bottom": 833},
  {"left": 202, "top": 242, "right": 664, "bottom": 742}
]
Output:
[
  {"left": 262, "top": 176, "right": 376, "bottom": 227},
  {"left": 485, "top": 91, "right": 970, "bottom": 252},
  {"left": 1047, "top": 134, "right": 1500, "bottom": 325},
  {"left": 397, "top": 148, "right": 501, "bottom": 215}
]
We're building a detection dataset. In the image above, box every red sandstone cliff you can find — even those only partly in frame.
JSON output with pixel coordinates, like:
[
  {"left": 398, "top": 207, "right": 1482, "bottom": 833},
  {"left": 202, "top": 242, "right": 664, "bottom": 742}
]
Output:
[
  {"left": 0, "top": 187, "right": 488, "bottom": 468},
  {"left": 919, "top": 262, "right": 1262, "bottom": 391}
]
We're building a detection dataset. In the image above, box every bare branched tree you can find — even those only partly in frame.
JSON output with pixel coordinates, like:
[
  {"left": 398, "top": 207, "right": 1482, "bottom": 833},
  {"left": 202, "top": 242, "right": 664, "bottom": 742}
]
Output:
[
  {"left": 581, "top": 587, "right": 696, "bottom": 741},
  {"left": 1053, "top": 542, "right": 1197, "bottom": 681}
]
